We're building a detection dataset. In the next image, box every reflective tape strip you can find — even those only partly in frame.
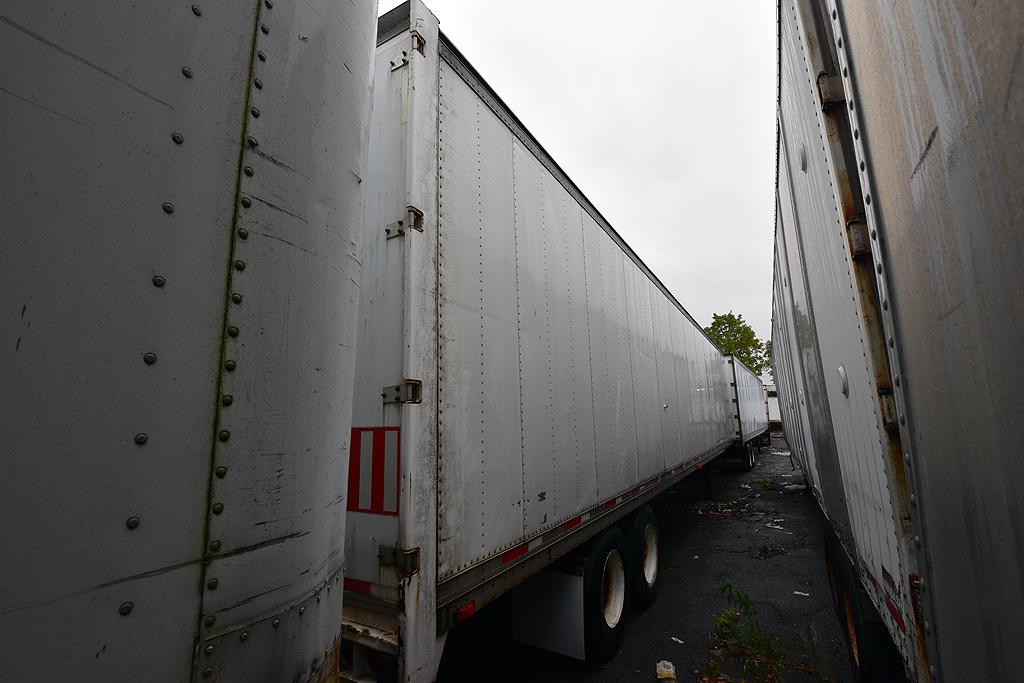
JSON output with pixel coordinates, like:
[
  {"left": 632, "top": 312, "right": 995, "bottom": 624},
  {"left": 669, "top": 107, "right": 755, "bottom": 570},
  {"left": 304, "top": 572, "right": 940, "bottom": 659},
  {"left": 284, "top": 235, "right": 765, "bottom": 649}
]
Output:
[
  {"left": 347, "top": 427, "right": 400, "bottom": 516},
  {"left": 344, "top": 578, "right": 372, "bottom": 594}
]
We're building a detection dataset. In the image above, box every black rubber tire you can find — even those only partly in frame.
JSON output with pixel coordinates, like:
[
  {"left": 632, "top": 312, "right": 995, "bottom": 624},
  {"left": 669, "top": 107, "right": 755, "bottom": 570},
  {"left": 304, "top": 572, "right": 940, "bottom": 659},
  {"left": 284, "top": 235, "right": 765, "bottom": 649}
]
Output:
[
  {"left": 583, "top": 526, "right": 629, "bottom": 665},
  {"left": 626, "top": 505, "right": 659, "bottom": 611}
]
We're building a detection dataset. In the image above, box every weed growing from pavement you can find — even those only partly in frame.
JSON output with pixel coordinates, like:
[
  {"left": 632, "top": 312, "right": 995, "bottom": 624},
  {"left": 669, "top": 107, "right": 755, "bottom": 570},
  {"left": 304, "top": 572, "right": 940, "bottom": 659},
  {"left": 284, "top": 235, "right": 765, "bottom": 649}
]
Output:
[
  {"left": 705, "top": 581, "right": 784, "bottom": 682},
  {"left": 703, "top": 581, "right": 830, "bottom": 682}
]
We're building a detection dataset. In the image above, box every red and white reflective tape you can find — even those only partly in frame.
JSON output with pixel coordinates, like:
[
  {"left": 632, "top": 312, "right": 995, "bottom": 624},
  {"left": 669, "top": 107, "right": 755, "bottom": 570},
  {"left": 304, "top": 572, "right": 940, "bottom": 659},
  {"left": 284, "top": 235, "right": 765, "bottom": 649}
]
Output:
[{"left": 347, "top": 427, "right": 400, "bottom": 516}]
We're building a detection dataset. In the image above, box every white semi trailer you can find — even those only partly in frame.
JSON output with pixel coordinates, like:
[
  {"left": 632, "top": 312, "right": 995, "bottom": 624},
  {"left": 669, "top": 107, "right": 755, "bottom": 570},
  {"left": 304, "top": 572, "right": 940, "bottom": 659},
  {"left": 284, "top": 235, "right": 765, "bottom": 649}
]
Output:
[
  {"left": 340, "top": 2, "right": 764, "bottom": 680},
  {"left": 0, "top": 1, "right": 377, "bottom": 680},
  {"left": 772, "top": 1, "right": 1024, "bottom": 681}
]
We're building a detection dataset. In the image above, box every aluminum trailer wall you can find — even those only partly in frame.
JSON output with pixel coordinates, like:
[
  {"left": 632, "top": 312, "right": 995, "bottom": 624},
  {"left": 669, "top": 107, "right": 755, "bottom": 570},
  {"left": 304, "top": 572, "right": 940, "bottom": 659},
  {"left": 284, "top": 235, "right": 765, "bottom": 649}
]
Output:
[
  {"left": 772, "top": 0, "right": 1024, "bottom": 680},
  {"left": 342, "top": 2, "right": 733, "bottom": 680},
  {"left": 0, "top": 1, "right": 377, "bottom": 680},
  {"left": 727, "top": 355, "right": 769, "bottom": 442}
]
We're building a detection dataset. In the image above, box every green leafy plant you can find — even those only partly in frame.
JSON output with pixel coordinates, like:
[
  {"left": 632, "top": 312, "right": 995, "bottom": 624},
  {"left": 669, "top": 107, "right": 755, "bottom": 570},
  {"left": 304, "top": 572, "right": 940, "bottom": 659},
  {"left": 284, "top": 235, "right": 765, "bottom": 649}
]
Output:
[
  {"left": 706, "top": 581, "right": 784, "bottom": 682},
  {"left": 704, "top": 312, "right": 771, "bottom": 376}
]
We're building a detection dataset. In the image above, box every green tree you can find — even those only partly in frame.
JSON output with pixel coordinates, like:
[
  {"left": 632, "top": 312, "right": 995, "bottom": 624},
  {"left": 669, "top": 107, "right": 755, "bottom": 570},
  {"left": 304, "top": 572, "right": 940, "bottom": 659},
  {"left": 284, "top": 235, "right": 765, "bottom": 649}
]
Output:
[{"left": 704, "top": 311, "right": 770, "bottom": 375}]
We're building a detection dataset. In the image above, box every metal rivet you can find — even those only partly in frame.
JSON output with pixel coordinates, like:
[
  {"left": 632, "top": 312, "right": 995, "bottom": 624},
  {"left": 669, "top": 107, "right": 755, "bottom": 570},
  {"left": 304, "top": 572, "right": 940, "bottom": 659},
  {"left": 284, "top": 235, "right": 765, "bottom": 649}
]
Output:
[
  {"left": 254, "top": 79, "right": 263, "bottom": 90},
  {"left": 260, "top": 24, "right": 269, "bottom": 34},
  {"left": 227, "top": 326, "right": 239, "bottom": 337},
  {"left": 118, "top": 602, "right": 133, "bottom": 616},
  {"left": 222, "top": 393, "right": 234, "bottom": 405},
  {"left": 860, "top": 160, "right": 866, "bottom": 171},
  {"left": 265, "top": 0, "right": 273, "bottom": 8},
  {"left": 876, "top": 263, "right": 882, "bottom": 274},
  {"left": 258, "top": 51, "right": 267, "bottom": 62},
  {"left": 161, "top": 202, "right": 174, "bottom": 214},
  {"left": 854, "top": 128, "right": 859, "bottom": 140},
  {"left": 832, "top": 9, "right": 837, "bottom": 19},
  {"left": 882, "top": 299, "right": 888, "bottom": 311},
  {"left": 225, "top": 360, "right": 237, "bottom": 372},
  {"left": 316, "top": 592, "right": 321, "bottom": 602},
  {"left": 251, "top": 107, "right": 260, "bottom": 118},
  {"left": 238, "top": 228, "right": 249, "bottom": 240},
  {"left": 899, "top": 414, "right": 906, "bottom": 425},
  {"left": 218, "top": 430, "right": 231, "bottom": 442},
  {"left": 191, "top": 5, "right": 202, "bottom": 16},
  {"left": 849, "top": 100, "right": 854, "bottom": 111},
  {"left": 204, "top": 644, "right": 215, "bottom": 655},
  {"left": 207, "top": 578, "right": 219, "bottom": 590},
  {"left": 247, "top": 135, "right": 259, "bottom": 146},
  {"left": 171, "top": 132, "right": 184, "bottom": 145},
  {"left": 272, "top": 618, "right": 280, "bottom": 628},
  {"left": 125, "top": 516, "right": 140, "bottom": 530},
  {"left": 870, "top": 228, "right": 876, "bottom": 240},
  {"left": 234, "top": 260, "right": 246, "bottom": 271},
  {"left": 215, "top": 466, "right": 227, "bottom": 478},
  {"left": 837, "top": 37, "right": 843, "bottom": 48},
  {"left": 231, "top": 293, "right": 242, "bottom": 305},
  {"left": 204, "top": 614, "right": 216, "bottom": 627},
  {"left": 865, "top": 194, "right": 871, "bottom": 205},
  {"left": 244, "top": 166, "right": 254, "bottom": 177},
  {"left": 143, "top": 352, "right": 158, "bottom": 365},
  {"left": 914, "top": 535, "right": 922, "bottom": 547},
  {"left": 152, "top": 275, "right": 166, "bottom": 288},
  {"left": 209, "top": 539, "right": 221, "bottom": 551},
  {"left": 240, "top": 631, "right": 249, "bottom": 641},
  {"left": 888, "top": 336, "right": 895, "bottom": 348},
  {"left": 894, "top": 374, "right": 900, "bottom": 387},
  {"left": 929, "top": 665, "right": 937, "bottom": 675},
  {"left": 909, "top": 493, "right": 916, "bottom": 506},
  {"left": 904, "top": 452, "right": 911, "bottom": 464},
  {"left": 134, "top": 433, "right": 148, "bottom": 445},
  {"left": 202, "top": 667, "right": 213, "bottom": 678},
  {"left": 843, "top": 67, "right": 848, "bottom": 78},
  {"left": 240, "top": 196, "right": 252, "bottom": 208},
  {"left": 299, "top": 606, "right": 305, "bottom": 615},
  {"left": 212, "top": 502, "right": 224, "bottom": 514},
  {"left": 182, "top": 66, "right": 193, "bottom": 78}
]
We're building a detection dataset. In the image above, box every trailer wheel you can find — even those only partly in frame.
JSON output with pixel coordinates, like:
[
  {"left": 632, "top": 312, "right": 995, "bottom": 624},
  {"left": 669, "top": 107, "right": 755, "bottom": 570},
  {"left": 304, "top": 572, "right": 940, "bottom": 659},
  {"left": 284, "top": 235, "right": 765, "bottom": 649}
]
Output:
[
  {"left": 584, "top": 526, "right": 628, "bottom": 665},
  {"left": 627, "top": 505, "right": 659, "bottom": 611},
  {"left": 822, "top": 525, "right": 907, "bottom": 682}
]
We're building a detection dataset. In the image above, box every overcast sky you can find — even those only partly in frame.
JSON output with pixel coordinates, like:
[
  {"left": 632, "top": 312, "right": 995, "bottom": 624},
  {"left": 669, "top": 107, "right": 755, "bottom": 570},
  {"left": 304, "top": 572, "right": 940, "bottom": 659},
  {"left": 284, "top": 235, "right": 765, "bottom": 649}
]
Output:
[{"left": 380, "top": 1, "right": 777, "bottom": 342}]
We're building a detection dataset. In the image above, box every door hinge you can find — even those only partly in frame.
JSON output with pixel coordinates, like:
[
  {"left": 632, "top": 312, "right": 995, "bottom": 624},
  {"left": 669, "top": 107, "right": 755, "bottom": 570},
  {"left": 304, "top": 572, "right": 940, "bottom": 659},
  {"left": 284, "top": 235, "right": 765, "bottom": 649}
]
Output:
[
  {"left": 385, "top": 206, "right": 424, "bottom": 239},
  {"left": 816, "top": 72, "right": 845, "bottom": 111},
  {"left": 382, "top": 379, "right": 422, "bottom": 404},
  {"left": 878, "top": 389, "right": 899, "bottom": 433},
  {"left": 379, "top": 545, "right": 420, "bottom": 577},
  {"left": 846, "top": 218, "right": 870, "bottom": 261}
]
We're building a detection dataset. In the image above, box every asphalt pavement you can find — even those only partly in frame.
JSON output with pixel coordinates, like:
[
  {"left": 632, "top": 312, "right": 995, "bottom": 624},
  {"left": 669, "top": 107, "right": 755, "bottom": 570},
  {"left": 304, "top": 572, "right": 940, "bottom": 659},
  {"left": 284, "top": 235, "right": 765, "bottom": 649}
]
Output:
[{"left": 437, "top": 432, "right": 853, "bottom": 682}]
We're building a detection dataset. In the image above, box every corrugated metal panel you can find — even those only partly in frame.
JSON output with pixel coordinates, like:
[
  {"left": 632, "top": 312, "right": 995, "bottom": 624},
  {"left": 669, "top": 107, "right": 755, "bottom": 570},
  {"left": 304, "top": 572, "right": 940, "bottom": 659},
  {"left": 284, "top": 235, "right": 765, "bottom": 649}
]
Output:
[
  {"left": 732, "top": 357, "right": 768, "bottom": 441},
  {"left": 779, "top": 0, "right": 912, "bottom": 658},
  {"left": 0, "top": 0, "right": 376, "bottom": 679},
  {"left": 836, "top": 1, "right": 1024, "bottom": 678},
  {"left": 432, "top": 58, "right": 732, "bottom": 580}
]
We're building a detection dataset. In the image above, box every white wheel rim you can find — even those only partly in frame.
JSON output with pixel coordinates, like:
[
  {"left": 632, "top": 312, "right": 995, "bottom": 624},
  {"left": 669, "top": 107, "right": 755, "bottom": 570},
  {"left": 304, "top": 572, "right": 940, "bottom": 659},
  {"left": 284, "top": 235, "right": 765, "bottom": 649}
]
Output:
[
  {"left": 641, "top": 524, "right": 658, "bottom": 586},
  {"left": 601, "top": 549, "right": 626, "bottom": 628}
]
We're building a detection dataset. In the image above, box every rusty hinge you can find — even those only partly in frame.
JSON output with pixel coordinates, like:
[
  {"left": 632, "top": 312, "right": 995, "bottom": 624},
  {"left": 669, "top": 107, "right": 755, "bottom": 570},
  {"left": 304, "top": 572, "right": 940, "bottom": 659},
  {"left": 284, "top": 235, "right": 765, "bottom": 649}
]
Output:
[
  {"left": 385, "top": 206, "right": 424, "bottom": 239},
  {"left": 379, "top": 545, "right": 420, "bottom": 577},
  {"left": 846, "top": 218, "right": 870, "bottom": 261},
  {"left": 816, "top": 72, "right": 845, "bottom": 111},
  {"left": 878, "top": 389, "right": 899, "bottom": 433},
  {"left": 382, "top": 379, "right": 422, "bottom": 405}
]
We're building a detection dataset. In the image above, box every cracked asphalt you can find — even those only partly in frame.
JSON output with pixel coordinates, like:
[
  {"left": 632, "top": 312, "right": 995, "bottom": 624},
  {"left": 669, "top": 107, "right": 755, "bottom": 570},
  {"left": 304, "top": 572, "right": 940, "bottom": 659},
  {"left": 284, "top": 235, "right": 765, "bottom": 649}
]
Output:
[{"left": 437, "top": 432, "right": 853, "bottom": 682}]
